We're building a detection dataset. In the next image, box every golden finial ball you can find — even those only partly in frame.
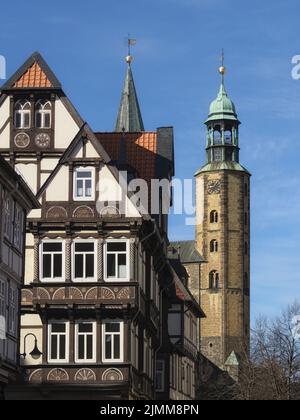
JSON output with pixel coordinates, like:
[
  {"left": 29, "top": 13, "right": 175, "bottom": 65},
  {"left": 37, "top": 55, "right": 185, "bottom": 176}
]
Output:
[
  {"left": 219, "top": 66, "right": 226, "bottom": 75},
  {"left": 126, "top": 55, "right": 134, "bottom": 64}
]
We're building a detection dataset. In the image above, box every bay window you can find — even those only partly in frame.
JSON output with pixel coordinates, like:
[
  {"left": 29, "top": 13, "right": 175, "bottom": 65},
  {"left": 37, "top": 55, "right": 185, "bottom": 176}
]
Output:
[
  {"left": 48, "top": 322, "right": 69, "bottom": 363},
  {"left": 74, "top": 167, "right": 94, "bottom": 201},
  {"left": 75, "top": 322, "right": 96, "bottom": 363},
  {"left": 41, "top": 241, "right": 64, "bottom": 282},
  {"left": 102, "top": 321, "right": 124, "bottom": 363},
  {"left": 105, "top": 241, "right": 129, "bottom": 281},
  {"left": 73, "top": 241, "right": 95, "bottom": 282}
]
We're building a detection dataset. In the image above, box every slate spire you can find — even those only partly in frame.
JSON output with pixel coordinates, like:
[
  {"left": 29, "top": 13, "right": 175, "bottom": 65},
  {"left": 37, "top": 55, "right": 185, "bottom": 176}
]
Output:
[{"left": 115, "top": 56, "right": 145, "bottom": 133}]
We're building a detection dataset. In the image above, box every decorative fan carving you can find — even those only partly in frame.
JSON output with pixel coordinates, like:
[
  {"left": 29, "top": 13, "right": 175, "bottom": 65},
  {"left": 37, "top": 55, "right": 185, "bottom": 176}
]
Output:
[
  {"left": 37, "top": 287, "right": 51, "bottom": 300},
  {"left": 52, "top": 287, "right": 66, "bottom": 300},
  {"left": 102, "top": 369, "right": 123, "bottom": 382},
  {"left": 29, "top": 369, "right": 43, "bottom": 384},
  {"left": 69, "top": 287, "right": 83, "bottom": 300},
  {"left": 100, "top": 287, "right": 115, "bottom": 300},
  {"left": 85, "top": 287, "right": 98, "bottom": 300},
  {"left": 46, "top": 206, "right": 68, "bottom": 219},
  {"left": 73, "top": 206, "right": 94, "bottom": 219},
  {"left": 75, "top": 368, "right": 96, "bottom": 382},
  {"left": 47, "top": 368, "right": 69, "bottom": 382},
  {"left": 117, "top": 287, "right": 130, "bottom": 300},
  {"left": 22, "top": 290, "right": 33, "bottom": 304}
]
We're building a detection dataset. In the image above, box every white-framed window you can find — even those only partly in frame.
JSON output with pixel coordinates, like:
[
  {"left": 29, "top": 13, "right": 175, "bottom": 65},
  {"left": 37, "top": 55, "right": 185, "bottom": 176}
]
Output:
[
  {"left": 102, "top": 321, "right": 124, "bottom": 363},
  {"left": 41, "top": 240, "right": 65, "bottom": 282},
  {"left": 75, "top": 321, "right": 96, "bottom": 363},
  {"left": 156, "top": 360, "right": 165, "bottom": 392},
  {"left": 0, "top": 279, "right": 6, "bottom": 320},
  {"left": 35, "top": 100, "right": 51, "bottom": 129},
  {"left": 105, "top": 240, "right": 129, "bottom": 282},
  {"left": 15, "top": 100, "right": 31, "bottom": 129},
  {"left": 8, "top": 284, "right": 18, "bottom": 336},
  {"left": 73, "top": 240, "right": 96, "bottom": 282},
  {"left": 48, "top": 321, "right": 69, "bottom": 363},
  {"left": 73, "top": 167, "right": 95, "bottom": 201}
]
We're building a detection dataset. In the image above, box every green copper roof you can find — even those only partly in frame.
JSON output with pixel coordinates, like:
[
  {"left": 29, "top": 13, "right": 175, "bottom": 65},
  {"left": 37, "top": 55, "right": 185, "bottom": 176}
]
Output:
[
  {"left": 115, "top": 63, "right": 145, "bottom": 133},
  {"left": 195, "top": 161, "right": 251, "bottom": 176},
  {"left": 206, "top": 80, "right": 238, "bottom": 123}
]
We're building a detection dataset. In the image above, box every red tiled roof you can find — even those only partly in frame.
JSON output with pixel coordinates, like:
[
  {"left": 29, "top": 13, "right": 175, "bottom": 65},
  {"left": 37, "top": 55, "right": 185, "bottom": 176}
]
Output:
[
  {"left": 95, "top": 132, "right": 158, "bottom": 186},
  {"left": 14, "top": 62, "right": 52, "bottom": 88}
]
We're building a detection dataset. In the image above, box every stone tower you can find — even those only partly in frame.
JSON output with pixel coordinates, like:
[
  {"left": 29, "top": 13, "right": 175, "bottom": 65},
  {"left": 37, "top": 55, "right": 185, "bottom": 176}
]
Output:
[{"left": 196, "top": 65, "right": 250, "bottom": 371}]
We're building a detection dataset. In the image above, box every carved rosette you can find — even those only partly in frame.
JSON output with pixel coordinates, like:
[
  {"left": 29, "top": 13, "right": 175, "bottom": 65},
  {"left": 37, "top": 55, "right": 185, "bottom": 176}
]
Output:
[
  {"left": 47, "top": 368, "right": 69, "bottom": 382},
  {"left": 29, "top": 369, "right": 43, "bottom": 384},
  {"left": 102, "top": 368, "right": 123, "bottom": 382},
  {"left": 75, "top": 368, "right": 96, "bottom": 382}
]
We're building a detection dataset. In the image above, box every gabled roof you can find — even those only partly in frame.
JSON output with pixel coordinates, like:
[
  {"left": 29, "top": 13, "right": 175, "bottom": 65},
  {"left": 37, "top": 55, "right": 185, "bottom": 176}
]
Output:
[
  {"left": 1, "top": 51, "right": 62, "bottom": 91},
  {"left": 171, "top": 240, "right": 205, "bottom": 264},
  {"left": 115, "top": 63, "right": 144, "bottom": 132}
]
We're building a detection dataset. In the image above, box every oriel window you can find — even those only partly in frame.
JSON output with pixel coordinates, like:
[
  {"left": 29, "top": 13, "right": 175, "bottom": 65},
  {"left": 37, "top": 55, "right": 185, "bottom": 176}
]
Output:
[
  {"left": 48, "top": 322, "right": 69, "bottom": 363},
  {"left": 41, "top": 241, "right": 64, "bottom": 281},
  {"left": 105, "top": 241, "right": 128, "bottom": 281},
  {"left": 102, "top": 321, "right": 124, "bottom": 362},
  {"left": 75, "top": 322, "right": 96, "bottom": 363},
  {"left": 74, "top": 242, "right": 95, "bottom": 281},
  {"left": 35, "top": 100, "right": 51, "bottom": 128},
  {"left": 15, "top": 100, "right": 31, "bottom": 129}
]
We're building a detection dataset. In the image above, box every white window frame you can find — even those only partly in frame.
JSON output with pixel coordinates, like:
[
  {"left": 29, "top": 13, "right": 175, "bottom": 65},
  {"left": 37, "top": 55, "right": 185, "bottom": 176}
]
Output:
[
  {"left": 75, "top": 321, "right": 96, "bottom": 363},
  {"left": 35, "top": 100, "right": 51, "bottom": 129},
  {"left": 102, "top": 320, "right": 124, "bottom": 363},
  {"left": 40, "top": 240, "right": 65, "bottom": 283},
  {"left": 104, "top": 239, "right": 130, "bottom": 282},
  {"left": 72, "top": 239, "right": 97, "bottom": 283},
  {"left": 0, "top": 278, "right": 6, "bottom": 320},
  {"left": 48, "top": 321, "right": 69, "bottom": 364},
  {"left": 73, "top": 167, "right": 95, "bottom": 201},
  {"left": 15, "top": 100, "right": 31, "bottom": 129},
  {"left": 8, "top": 284, "right": 18, "bottom": 336}
]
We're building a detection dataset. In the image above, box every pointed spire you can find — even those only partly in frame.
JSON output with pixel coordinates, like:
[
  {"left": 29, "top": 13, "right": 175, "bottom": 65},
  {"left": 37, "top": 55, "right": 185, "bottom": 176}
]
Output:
[{"left": 115, "top": 57, "right": 145, "bottom": 133}]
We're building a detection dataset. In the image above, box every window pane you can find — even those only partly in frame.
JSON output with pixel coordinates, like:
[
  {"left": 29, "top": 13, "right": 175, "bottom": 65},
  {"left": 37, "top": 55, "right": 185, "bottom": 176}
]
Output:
[
  {"left": 76, "top": 180, "right": 83, "bottom": 197},
  {"left": 87, "top": 335, "right": 93, "bottom": 359},
  {"left": 36, "top": 112, "right": 42, "bottom": 128},
  {"left": 24, "top": 113, "right": 30, "bottom": 128},
  {"left": 43, "top": 254, "right": 52, "bottom": 278},
  {"left": 44, "top": 113, "right": 51, "bottom": 128},
  {"left": 78, "top": 335, "right": 85, "bottom": 359},
  {"left": 52, "top": 324, "right": 66, "bottom": 333},
  {"left": 105, "top": 336, "right": 112, "bottom": 359},
  {"left": 75, "top": 243, "right": 94, "bottom": 252},
  {"left": 43, "top": 243, "right": 62, "bottom": 252},
  {"left": 118, "top": 254, "right": 127, "bottom": 278},
  {"left": 114, "top": 335, "right": 120, "bottom": 359},
  {"left": 51, "top": 335, "right": 58, "bottom": 360},
  {"left": 53, "top": 254, "right": 62, "bottom": 277},
  {"left": 79, "top": 323, "right": 93, "bottom": 333},
  {"left": 77, "top": 171, "right": 92, "bottom": 179},
  {"left": 86, "top": 254, "right": 94, "bottom": 277},
  {"left": 107, "top": 243, "right": 126, "bottom": 252},
  {"left": 105, "top": 323, "right": 120, "bottom": 333},
  {"left": 107, "top": 254, "right": 116, "bottom": 277},
  {"left": 75, "top": 254, "right": 84, "bottom": 278},
  {"left": 85, "top": 180, "right": 92, "bottom": 197},
  {"left": 59, "top": 335, "right": 66, "bottom": 359},
  {"left": 15, "top": 113, "right": 21, "bottom": 128}
]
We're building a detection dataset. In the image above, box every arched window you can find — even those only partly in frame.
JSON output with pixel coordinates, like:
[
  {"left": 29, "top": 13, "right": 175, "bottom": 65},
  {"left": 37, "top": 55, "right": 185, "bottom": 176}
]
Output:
[
  {"left": 15, "top": 100, "right": 31, "bottom": 129},
  {"left": 213, "top": 127, "right": 222, "bottom": 145},
  {"left": 210, "top": 240, "right": 218, "bottom": 253},
  {"left": 210, "top": 210, "right": 218, "bottom": 224},
  {"left": 209, "top": 271, "right": 220, "bottom": 289},
  {"left": 36, "top": 100, "right": 51, "bottom": 128},
  {"left": 224, "top": 130, "right": 232, "bottom": 144}
]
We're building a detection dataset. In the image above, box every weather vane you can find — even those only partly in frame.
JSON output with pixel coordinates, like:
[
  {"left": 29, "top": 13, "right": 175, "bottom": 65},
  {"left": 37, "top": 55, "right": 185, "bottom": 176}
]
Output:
[
  {"left": 126, "top": 34, "right": 137, "bottom": 64},
  {"left": 219, "top": 48, "right": 226, "bottom": 81}
]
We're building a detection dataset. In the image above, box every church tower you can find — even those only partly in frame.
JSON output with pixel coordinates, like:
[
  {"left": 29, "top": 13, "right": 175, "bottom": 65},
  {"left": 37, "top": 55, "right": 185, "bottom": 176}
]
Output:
[{"left": 196, "top": 63, "right": 250, "bottom": 371}]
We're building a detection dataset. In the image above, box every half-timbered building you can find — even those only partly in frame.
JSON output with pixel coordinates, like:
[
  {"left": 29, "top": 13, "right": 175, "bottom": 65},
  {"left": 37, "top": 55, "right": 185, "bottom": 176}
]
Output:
[
  {"left": 0, "top": 155, "right": 39, "bottom": 398},
  {"left": 0, "top": 52, "right": 203, "bottom": 400}
]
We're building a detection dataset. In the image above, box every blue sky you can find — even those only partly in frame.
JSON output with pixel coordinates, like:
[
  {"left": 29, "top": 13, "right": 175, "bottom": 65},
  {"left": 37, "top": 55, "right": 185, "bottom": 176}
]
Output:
[{"left": 1, "top": 0, "right": 300, "bottom": 322}]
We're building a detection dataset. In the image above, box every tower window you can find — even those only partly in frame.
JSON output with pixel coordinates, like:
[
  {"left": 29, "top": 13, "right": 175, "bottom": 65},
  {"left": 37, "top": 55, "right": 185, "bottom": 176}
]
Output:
[
  {"left": 36, "top": 100, "right": 51, "bottom": 128},
  {"left": 209, "top": 271, "right": 220, "bottom": 289},
  {"left": 213, "top": 148, "right": 222, "bottom": 161},
  {"left": 210, "top": 240, "right": 218, "bottom": 253},
  {"left": 213, "top": 129, "right": 222, "bottom": 145},
  {"left": 15, "top": 100, "right": 31, "bottom": 129},
  {"left": 210, "top": 210, "right": 218, "bottom": 224},
  {"left": 224, "top": 130, "right": 232, "bottom": 144}
]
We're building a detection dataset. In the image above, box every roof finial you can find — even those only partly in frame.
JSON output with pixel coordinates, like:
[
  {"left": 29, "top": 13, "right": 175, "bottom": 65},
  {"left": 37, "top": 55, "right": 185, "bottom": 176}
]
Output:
[
  {"left": 126, "top": 34, "right": 137, "bottom": 65},
  {"left": 219, "top": 48, "right": 226, "bottom": 84}
]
